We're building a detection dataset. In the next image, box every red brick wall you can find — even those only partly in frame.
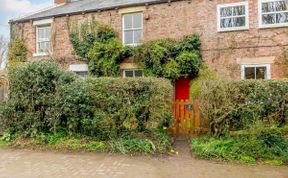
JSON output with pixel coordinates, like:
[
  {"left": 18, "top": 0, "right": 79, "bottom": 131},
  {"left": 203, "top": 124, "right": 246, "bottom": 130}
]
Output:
[{"left": 13, "top": 0, "right": 288, "bottom": 78}]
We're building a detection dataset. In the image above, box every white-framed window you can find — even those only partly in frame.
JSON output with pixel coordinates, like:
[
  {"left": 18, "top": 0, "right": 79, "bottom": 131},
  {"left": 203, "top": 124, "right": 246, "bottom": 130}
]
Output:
[
  {"left": 259, "top": 0, "right": 288, "bottom": 28},
  {"left": 241, "top": 64, "right": 271, "bottom": 80},
  {"left": 69, "top": 64, "right": 89, "bottom": 78},
  {"left": 36, "top": 25, "right": 52, "bottom": 55},
  {"left": 123, "top": 69, "right": 143, "bottom": 78},
  {"left": 217, "top": 2, "right": 249, "bottom": 32},
  {"left": 122, "top": 12, "right": 143, "bottom": 46}
]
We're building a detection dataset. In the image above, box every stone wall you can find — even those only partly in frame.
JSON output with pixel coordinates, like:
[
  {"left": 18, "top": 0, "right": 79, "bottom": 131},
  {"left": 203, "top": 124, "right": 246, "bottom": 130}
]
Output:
[{"left": 13, "top": 0, "right": 288, "bottom": 78}]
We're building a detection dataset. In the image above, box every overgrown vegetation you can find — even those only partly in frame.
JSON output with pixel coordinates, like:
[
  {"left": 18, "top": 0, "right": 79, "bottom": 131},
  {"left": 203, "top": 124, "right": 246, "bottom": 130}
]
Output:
[
  {"left": 69, "top": 19, "right": 202, "bottom": 79},
  {"left": 190, "top": 79, "right": 288, "bottom": 165},
  {"left": 200, "top": 80, "right": 288, "bottom": 136},
  {"left": 0, "top": 61, "right": 173, "bottom": 154},
  {"left": 190, "top": 122, "right": 288, "bottom": 165},
  {"left": 8, "top": 37, "right": 28, "bottom": 64}
]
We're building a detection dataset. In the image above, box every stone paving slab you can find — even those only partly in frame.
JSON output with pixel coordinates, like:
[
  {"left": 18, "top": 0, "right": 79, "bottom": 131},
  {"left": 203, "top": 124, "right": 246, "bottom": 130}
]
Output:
[{"left": 0, "top": 148, "right": 287, "bottom": 178}]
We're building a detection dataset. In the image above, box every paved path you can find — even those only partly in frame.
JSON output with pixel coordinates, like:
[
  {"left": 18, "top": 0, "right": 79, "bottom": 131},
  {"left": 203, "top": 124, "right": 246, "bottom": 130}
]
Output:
[{"left": 0, "top": 148, "right": 287, "bottom": 178}]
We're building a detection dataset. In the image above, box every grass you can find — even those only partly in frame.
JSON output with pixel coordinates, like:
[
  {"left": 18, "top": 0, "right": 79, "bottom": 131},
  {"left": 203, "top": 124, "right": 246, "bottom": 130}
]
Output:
[
  {"left": 0, "top": 129, "right": 171, "bottom": 155},
  {"left": 189, "top": 124, "right": 288, "bottom": 165}
]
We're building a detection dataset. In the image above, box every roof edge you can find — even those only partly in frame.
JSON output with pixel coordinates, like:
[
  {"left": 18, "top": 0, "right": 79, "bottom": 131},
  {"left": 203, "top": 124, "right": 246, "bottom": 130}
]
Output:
[{"left": 10, "top": 0, "right": 178, "bottom": 23}]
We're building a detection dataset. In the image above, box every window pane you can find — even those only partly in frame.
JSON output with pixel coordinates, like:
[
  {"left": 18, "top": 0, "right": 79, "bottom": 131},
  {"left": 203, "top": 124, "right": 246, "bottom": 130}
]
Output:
[
  {"left": 220, "top": 18, "right": 233, "bottom": 28},
  {"left": 220, "top": 7, "right": 233, "bottom": 17},
  {"left": 134, "top": 70, "right": 143, "bottom": 77},
  {"left": 275, "top": 0, "right": 288, "bottom": 11},
  {"left": 134, "top": 30, "right": 143, "bottom": 44},
  {"left": 262, "top": 14, "right": 276, "bottom": 24},
  {"left": 276, "top": 12, "right": 288, "bottom": 23},
  {"left": 124, "top": 31, "right": 133, "bottom": 44},
  {"left": 256, "top": 67, "right": 266, "bottom": 79},
  {"left": 262, "top": 2, "right": 276, "bottom": 12},
  {"left": 38, "top": 41, "right": 50, "bottom": 53},
  {"left": 133, "top": 13, "right": 142, "bottom": 28},
  {"left": 233, "top": 5, "right": 245, "bottom": 16},
  {"left": 234, "top": 17, "right": 246, "bottom": 27},
  {"left": 245, "top": 67, "right": 255, "bottom": 79},
  {"left": 125, "top": 71, "right": 134, "bottom": 77},
  {"left": 124, "top": 14, "right": 133, "bottom": 29}
]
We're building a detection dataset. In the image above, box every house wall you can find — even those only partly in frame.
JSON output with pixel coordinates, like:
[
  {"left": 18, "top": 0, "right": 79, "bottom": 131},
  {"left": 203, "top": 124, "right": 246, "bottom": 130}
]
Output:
[{"left": 13, "top": 0, "right": 288, "bottom": 78}]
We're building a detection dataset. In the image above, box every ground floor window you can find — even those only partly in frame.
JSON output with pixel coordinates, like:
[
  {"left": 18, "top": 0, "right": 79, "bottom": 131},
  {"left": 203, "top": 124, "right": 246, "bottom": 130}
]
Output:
[
  {"left": 69, "top": 64, "right": 88, "bottom": 78},
  {"left": 123, "top": 69, "right": 143, "bottom": 78},
  {"left": 241, "top": 64, "right": 271, "bottom": 80}
]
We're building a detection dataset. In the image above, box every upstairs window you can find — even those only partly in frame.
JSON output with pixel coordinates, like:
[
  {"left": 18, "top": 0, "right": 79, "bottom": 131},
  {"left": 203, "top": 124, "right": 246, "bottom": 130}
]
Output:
[
  {"left": 259, "top": 0, "right": 288, "bottom": 27},
  {"left": 123, "top": 12, "right": 143, "bottom": 45},
  {"left": 241, "top": 64, "right": 271, "bottom": 80},
  {"left": 217, "top": 2, "right": 249, "bottom": 31},
  {"left": 36, "top": 25, "right": 51, "bottom": 55},
  {"left": 123, "top": 69, "right": 143, "bottom": 78}
]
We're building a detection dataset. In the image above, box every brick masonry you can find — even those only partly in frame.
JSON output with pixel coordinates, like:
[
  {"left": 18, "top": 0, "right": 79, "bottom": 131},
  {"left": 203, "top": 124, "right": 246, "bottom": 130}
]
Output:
[{"left": 13, "top": 0, "right": 288, "bottom": 79}]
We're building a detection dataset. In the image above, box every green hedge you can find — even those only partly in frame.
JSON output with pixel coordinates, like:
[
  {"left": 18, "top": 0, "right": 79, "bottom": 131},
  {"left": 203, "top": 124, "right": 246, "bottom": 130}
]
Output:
[
  {"left": 200, "top": 80, "right": 288, "bottom": 136},
  {"left": 0, "top": 61, "right": 173, "bottom": 141},
  {"left": 52, "top": 77, "right": 173, "bottom": 139}
]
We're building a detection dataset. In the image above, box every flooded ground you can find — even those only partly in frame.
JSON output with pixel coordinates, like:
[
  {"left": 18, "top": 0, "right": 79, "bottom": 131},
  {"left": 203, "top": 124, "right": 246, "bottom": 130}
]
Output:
[{"left": 0, "top": 146, "right": 287, "bottom": 178}]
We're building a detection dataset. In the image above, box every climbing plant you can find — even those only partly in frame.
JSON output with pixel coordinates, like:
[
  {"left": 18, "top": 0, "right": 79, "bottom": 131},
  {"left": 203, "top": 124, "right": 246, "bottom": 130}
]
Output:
[{"left": 69, "top": 19, "right": 203, "bottom": 80}]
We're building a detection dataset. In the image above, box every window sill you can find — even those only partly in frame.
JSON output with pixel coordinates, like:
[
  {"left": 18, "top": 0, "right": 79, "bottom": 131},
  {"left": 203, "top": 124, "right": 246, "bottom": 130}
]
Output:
[
  {"left": 217, "top": 27, "right": 249, "bottom": 33},
  {"left": 33, "top": 53, "right": 49, "bottom": 57},
  {"left": 258, "top": 23, "right": 288, "bottom": 29}
]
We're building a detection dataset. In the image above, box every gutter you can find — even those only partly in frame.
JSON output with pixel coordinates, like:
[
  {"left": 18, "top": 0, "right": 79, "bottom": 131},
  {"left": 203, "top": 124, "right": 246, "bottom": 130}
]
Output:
[{"left": 10, "top": 0, "right": 180, "bottom": 24}]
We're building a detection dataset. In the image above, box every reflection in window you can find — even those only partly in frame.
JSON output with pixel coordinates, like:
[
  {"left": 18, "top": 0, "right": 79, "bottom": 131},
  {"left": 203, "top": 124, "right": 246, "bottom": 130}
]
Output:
[
  {"left": 218, "top": 2, "right": 248, "bottom": 31},
  {"left": 123, "top": 13, "right": 143, "bottom": 45},
  {"left": 261, "top": 0, "right": 288, "bottom": 26}
]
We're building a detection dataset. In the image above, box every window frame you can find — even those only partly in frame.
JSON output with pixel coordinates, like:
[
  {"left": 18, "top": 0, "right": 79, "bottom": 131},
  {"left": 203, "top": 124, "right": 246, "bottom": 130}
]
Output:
[
  {"left": 123, "top": 69, "right": 144, "bottom": 78},
  {"left": 217, "top": 1, "right": 249, "bottom": 32},
  {"left": 258, "top": 0, "right": 288, "bottom": 28},
  {"left": 69, "top": 64, "right": 89, "bottom": 78},
  {"left": 35, "top": 25, "right": 52, "bottom": 56},
  {"left": 241, "top": 64, "right": 271, "bottom": 80},
  {"left": 122, "top": 12, "right": 144, "bottom": 46}
]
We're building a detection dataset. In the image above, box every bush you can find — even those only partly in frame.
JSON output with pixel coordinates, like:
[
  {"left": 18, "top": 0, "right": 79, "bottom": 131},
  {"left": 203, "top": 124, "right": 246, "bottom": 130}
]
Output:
[
  {"left": 52, "top": 77, "right": 173, "bottom": 139},
  {"left": 190, "top": 122, "right": 288, "bottom": 165},
  {"left": 200, "top": 80, "right": 288, "bottom": 136},
  {"left": 8, "top": 37, "right": 28, "bottom": 63},
  {"left": 134, "top": 34, "right": 203, "bottom": 79},
  {"left": 0, "top": 61, "right": 76, "bottom": 135},
  {"left": 0, "top": 61, "right": 173, "bottom": 153}
]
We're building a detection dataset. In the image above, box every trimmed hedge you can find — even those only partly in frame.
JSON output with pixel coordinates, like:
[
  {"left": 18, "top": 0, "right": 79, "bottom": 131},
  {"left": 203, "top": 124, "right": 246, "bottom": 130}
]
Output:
[
  {"left": 0, "top": 61, "right": 173, "bottom": 141},
  {"left": 200, "top": 80, "right": 288, "bottom": 136}
]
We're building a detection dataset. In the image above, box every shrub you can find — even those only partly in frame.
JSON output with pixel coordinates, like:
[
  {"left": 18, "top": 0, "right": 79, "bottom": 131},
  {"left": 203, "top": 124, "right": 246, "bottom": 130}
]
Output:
[
  {"left": 0, "top": 61, "right": 76, "bottom": 135},
  {"left": 52, "top": 77, "right": 173, "bottom": 139},
  {"left": 8, "top": 37, "right": 28, "bottom": 63},
  {"left": 134, "top": 34, "right": 203, "bottom": 79},
  {"left": 190, "top": 122, "right": 288, "bottom": 165},
  {"left": 200, "top": 80, "right": 288, "bottom": 136}
]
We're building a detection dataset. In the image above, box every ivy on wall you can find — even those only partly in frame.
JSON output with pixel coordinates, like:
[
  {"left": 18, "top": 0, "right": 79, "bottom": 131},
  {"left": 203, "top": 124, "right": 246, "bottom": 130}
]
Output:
[{"left": 69, "top": 19, "right": 203, "bottom": 80}]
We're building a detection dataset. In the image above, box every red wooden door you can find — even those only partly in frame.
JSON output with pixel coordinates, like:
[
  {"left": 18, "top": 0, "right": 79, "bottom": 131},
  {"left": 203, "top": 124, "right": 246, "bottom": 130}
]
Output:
[{"left": 175, "top": 76, "right": 190, "bottom": 100}]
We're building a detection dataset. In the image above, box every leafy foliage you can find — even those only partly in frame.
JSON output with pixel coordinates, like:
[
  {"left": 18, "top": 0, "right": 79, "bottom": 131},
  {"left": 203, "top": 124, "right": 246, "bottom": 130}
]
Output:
[
  {"left": 69, "top": 19, "right": 203, "bottom": 79},
  {"left": 0, "top": 61, "right": 173, "bottom": 153},
  {"left": 69, "top": 20, "right": 129, "bottom": 76},
  {"left": 52, "top": 77, "right": 173, "bottom": 139},
  {"left": 1, "top": 61, "right": 76, "bottom": 135},
  {"left": 200, "top": 80, "right": 288, "bottom": 136},
  {"left": 190, "top": 122, "right": 288, "bottom": 165},
  {"left": 8, "top": 37, "right": 28, "bottom": 63},
  {"left": 134, "top": 34, "right": 203, "bottom": 79}
]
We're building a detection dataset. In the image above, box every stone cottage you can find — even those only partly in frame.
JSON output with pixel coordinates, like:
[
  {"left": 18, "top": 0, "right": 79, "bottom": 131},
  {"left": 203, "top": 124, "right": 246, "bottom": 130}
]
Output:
[{"left": 10, "top": 0, "right": 288, "bottom": 80}]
